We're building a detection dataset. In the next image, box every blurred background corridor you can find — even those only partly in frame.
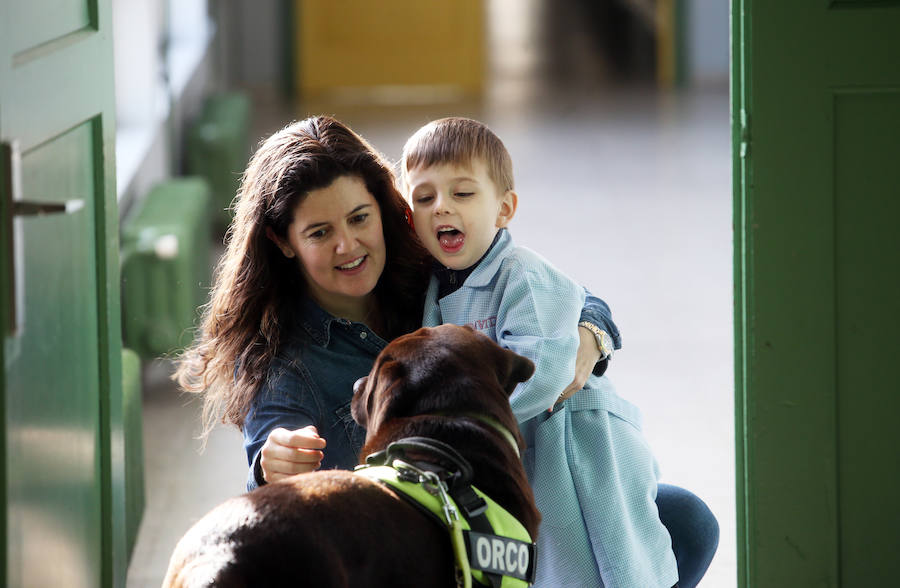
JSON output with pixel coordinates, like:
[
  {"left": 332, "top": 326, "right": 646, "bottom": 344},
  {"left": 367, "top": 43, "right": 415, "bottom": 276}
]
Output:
[{"left": 117, "top": 0, "right": 733, "bottom": 585}]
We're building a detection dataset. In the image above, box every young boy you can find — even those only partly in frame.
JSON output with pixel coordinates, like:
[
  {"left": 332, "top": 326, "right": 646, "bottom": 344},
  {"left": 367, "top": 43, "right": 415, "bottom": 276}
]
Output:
[{"left": 401, "top": 117, "right": 679, "bottom": 587}]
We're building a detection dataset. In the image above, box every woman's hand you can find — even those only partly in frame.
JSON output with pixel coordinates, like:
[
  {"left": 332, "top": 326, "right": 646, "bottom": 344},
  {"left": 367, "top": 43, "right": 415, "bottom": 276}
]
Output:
[
  {"left": 552, "top": 326, "right": 602, "bottom": 410},
  {"left": 259, "top": 425, "right": 327, "bottom": 484}
]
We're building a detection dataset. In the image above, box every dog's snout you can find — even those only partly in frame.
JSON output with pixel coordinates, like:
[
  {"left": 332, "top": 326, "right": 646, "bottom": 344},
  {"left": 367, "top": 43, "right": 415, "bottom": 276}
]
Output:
[
  {"left": 353, "top": 376, "right": 368, "bottom": 396},
  {"left": 351, "top": 376, "right": 370, "bottom": 429}
]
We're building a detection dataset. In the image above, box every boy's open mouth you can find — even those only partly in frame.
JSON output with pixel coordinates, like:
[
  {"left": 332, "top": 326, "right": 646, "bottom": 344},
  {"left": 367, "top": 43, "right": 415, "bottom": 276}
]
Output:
[{"left": 437, "top": 227, "right": 464, "bottom": 253}]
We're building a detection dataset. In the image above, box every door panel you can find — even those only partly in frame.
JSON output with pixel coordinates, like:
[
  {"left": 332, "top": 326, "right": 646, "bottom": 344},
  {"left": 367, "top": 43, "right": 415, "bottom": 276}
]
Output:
[
  {"left": 5, "top": 32, "right": 111, "bottom": 149},
  {"left": 8, "top": 0, "right": 94, "bottom": 56},
  {"left": 734, "top": 1, "right": 900, "bottom": 585},
  {"left": 1, "top": 0, "right": 124, "bottom": 585},
  {"left": 833, "top": 90, "right": 900, "bottom": 583},
  {"left": 6, "top": 121, "right": 102, "bottom": 588}
]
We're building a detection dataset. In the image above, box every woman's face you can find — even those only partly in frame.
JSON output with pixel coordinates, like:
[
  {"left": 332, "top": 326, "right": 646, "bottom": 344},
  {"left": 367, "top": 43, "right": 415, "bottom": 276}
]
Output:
[{"left": 273, "top": 175, "right": 387, "bottom": 321}]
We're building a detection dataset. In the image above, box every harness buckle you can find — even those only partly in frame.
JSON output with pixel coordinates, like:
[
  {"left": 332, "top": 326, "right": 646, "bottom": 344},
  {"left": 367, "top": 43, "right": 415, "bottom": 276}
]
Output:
[
  {"left": 392, "top": 459, "right": 461, "bottom": 526},
  {"left": 428, "top": 471, "right": 460, "bottom": 526},
  {"left": 453, "top": 485, "right": 489, "bottom": 519}
]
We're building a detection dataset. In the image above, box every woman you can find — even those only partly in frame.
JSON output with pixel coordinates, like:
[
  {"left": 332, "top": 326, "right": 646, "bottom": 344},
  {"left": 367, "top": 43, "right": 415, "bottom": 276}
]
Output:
[{"left": 176, "top": 116, "right": 717, "bottom": 586}]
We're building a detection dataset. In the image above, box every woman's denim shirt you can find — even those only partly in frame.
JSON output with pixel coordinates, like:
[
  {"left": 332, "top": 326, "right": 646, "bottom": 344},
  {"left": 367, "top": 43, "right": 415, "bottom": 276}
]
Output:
[
  {"left": 243, "top": 298, "right": 386, "bottom": 490},
  {"left": 242, "top": 293, "right": 618, "bottom": 491}
]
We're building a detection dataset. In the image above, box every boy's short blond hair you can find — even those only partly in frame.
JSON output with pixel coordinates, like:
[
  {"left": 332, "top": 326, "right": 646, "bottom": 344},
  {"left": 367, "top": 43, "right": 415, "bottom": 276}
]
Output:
[{"left": 401, "top": 117, "right": 514, "bottom": 193}]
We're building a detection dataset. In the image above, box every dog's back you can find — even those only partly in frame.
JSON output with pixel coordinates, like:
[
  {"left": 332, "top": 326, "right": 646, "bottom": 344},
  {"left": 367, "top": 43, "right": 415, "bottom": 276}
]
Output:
[{"left": 164, "top": 470, "right": 454, "bottom": 588}]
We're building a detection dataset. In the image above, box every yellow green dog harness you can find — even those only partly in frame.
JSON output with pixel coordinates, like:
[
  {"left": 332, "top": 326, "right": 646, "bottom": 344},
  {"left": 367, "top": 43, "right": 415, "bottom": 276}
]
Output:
[{"left": 355, "top": 437, "right": 537, "bottom": 588}]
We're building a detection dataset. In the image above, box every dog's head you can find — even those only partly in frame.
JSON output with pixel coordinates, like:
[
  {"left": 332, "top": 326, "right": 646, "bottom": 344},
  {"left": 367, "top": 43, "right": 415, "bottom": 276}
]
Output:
[{"left": 351, "top": 325, "right": 534, "bottom": 443}]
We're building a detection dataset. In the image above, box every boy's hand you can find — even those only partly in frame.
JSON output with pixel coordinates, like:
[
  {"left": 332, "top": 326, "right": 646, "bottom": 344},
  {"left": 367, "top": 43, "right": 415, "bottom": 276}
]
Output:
[
  {"left": 259, "top": 425, "right": 327, "bottom": 484},
  {"left": 552, "top": 326, "right": 602, "bottom": 411}
]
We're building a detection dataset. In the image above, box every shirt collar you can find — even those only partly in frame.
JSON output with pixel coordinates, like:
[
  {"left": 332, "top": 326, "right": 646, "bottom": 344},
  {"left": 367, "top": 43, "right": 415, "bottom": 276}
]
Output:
[{"left": 297, "top": 296, "right": 346, "bottom": 347}]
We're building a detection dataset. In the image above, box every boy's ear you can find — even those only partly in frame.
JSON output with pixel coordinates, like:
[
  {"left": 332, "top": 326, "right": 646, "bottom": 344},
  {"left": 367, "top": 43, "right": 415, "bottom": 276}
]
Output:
[
  {"left": 265, "top": 227, "right": 295, "bottom": 258},
  {"left": 495, "top": 190, "right": 518, "bottom": 228}
]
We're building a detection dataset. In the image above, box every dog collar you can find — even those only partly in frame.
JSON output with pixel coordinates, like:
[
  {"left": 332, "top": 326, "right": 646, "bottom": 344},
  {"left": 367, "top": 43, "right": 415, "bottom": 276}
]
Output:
[
  {"left": 436, "top": 411, "right": 521, "bottom": 459},
  {"left": 355, "top": 462, "right": 536, "bottom": 588}
]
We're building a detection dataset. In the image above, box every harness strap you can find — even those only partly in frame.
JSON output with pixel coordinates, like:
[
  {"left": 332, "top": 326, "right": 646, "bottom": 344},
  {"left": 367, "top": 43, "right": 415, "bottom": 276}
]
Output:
[
  {"left": 355, "top": 461, "right": 536, "bottom": 587},
  {"left": 418, "top": 412, "right": 524, "bottom": 588},
  {"left": 450, "top": 485, "right": 500, "bottom": 587},
  {"left": 460, "top": 502, "right": 502, "bottom": 587}
]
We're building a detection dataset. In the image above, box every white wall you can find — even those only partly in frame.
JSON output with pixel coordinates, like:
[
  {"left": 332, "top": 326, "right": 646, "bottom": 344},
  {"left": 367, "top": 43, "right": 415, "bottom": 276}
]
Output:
[
  {"left": 687, "top": 0, "right": 730, "bottom": 85},
  {"left": 113, "top": 0, "right": 216, "bottom": 215}
]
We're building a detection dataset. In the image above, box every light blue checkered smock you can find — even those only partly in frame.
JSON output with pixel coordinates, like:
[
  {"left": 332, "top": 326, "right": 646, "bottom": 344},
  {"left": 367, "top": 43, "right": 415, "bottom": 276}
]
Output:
[{"left": 423, "top": 229, "right": 678, "bottom": 588}]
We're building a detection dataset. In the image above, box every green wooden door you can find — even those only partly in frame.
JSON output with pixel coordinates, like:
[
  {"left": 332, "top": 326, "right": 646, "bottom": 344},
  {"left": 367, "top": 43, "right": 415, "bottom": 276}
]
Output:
[
  {"left": 0, "top": 0, "right": 125, "bottom": 586},
  {"left": 734, "top": 1, "right": 900, "bottom": 585}
]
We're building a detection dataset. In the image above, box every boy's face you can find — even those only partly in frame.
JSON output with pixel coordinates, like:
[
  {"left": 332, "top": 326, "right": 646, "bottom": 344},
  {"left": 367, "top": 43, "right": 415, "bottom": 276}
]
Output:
[{"left": 406, "top": 159, "right": 517, "bottom": 271}]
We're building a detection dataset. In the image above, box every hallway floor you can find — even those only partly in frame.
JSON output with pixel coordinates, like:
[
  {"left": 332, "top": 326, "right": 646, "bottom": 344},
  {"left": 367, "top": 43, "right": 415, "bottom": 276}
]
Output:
[{"left": 127, "top": 2, "right": 735, "bottom": 586}]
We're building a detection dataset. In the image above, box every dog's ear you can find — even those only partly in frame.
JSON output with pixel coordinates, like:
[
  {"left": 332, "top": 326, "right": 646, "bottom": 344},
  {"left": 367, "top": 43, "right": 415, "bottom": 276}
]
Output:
[
  {"left": 497, "top": 347, "right": 535, "bottom": 396},
  {"left": 352, "top": 359, "right": 410, "bottom": 433}
]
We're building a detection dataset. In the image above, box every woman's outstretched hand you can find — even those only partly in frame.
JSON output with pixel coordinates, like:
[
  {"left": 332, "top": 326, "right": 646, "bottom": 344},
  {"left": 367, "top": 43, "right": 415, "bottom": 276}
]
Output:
[
  {"left": 259, "top": 425, "right": 327, "bottom": 484},
  {"left": 552, "top": 326, "right": 602, "bottom": 411}
]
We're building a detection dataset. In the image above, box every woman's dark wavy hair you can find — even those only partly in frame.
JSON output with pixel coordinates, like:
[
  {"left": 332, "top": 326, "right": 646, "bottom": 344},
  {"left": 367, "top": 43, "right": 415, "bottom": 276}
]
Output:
[{"left": 175, "top": 116, "right": 431, "bottom": 438}]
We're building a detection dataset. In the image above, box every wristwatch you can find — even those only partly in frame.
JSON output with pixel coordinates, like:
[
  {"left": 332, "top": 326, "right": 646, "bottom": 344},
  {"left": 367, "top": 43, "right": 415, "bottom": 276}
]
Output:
[{"left": 578, "top": 321, "right": 614, "bottom": 360}]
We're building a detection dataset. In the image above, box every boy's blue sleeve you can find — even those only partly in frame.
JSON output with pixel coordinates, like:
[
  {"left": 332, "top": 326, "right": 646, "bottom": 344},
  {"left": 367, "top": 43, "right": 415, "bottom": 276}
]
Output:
[
  {"left": 496, "top": 267, "right": 584, "bottom": 423},
  {"left": 580, "top": 288, "right": 622, "bottom": 376}
]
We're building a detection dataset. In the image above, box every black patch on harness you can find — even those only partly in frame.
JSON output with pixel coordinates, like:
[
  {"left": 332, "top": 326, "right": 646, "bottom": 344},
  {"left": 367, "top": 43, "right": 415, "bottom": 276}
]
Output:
[{"left": 464, "top": 530, "right": 537, "bottom": 583}]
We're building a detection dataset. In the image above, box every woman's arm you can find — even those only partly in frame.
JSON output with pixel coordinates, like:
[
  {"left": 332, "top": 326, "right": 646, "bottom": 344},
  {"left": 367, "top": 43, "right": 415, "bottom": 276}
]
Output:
[
  {"left": 568, "top": 289, "right": 622, "bottom": 388},
  {"left": 558, "top": 290, "right": 621, "bottom": 404},
  {"left": 257, "top": 426, "right": 326, "bottom": 485},
  {"left": 557, "top": 326, "right": 604, "bottom": 406},
  {"left": 579, "top": 289, "right": 621, "bottom": 353},
  {"left": 242, "top": 361, "right": 326, "bottom": 490}
]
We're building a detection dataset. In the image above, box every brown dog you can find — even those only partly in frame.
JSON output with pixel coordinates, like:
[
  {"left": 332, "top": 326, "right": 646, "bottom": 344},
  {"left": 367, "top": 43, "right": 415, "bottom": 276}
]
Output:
[{"left": 162, "top": 324, "right": 539, "bottom": 587}]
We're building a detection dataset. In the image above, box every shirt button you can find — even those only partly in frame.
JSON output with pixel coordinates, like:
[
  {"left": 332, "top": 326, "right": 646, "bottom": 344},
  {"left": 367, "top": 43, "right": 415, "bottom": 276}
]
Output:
[{"left": 360, "top": 331, "right": 367, "bottom": 339}]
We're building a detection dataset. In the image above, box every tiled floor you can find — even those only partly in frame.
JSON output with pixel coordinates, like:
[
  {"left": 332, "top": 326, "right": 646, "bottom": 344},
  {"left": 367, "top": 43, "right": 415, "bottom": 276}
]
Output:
[{"left": 126, "top": 2, "right": 735, "bottom": 586}]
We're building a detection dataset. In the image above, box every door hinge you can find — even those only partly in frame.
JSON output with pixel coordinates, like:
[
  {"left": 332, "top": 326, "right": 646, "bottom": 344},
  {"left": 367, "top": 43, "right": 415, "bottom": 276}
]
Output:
[{"left": 740, "top": 109, "right": 751, "bottom": 159}]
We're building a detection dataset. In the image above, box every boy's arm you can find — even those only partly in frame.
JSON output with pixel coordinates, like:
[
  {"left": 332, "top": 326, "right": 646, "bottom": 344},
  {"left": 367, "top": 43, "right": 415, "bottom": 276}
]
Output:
[{"left": 496, "top": 268, "right": 585, "bottom": 423}]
